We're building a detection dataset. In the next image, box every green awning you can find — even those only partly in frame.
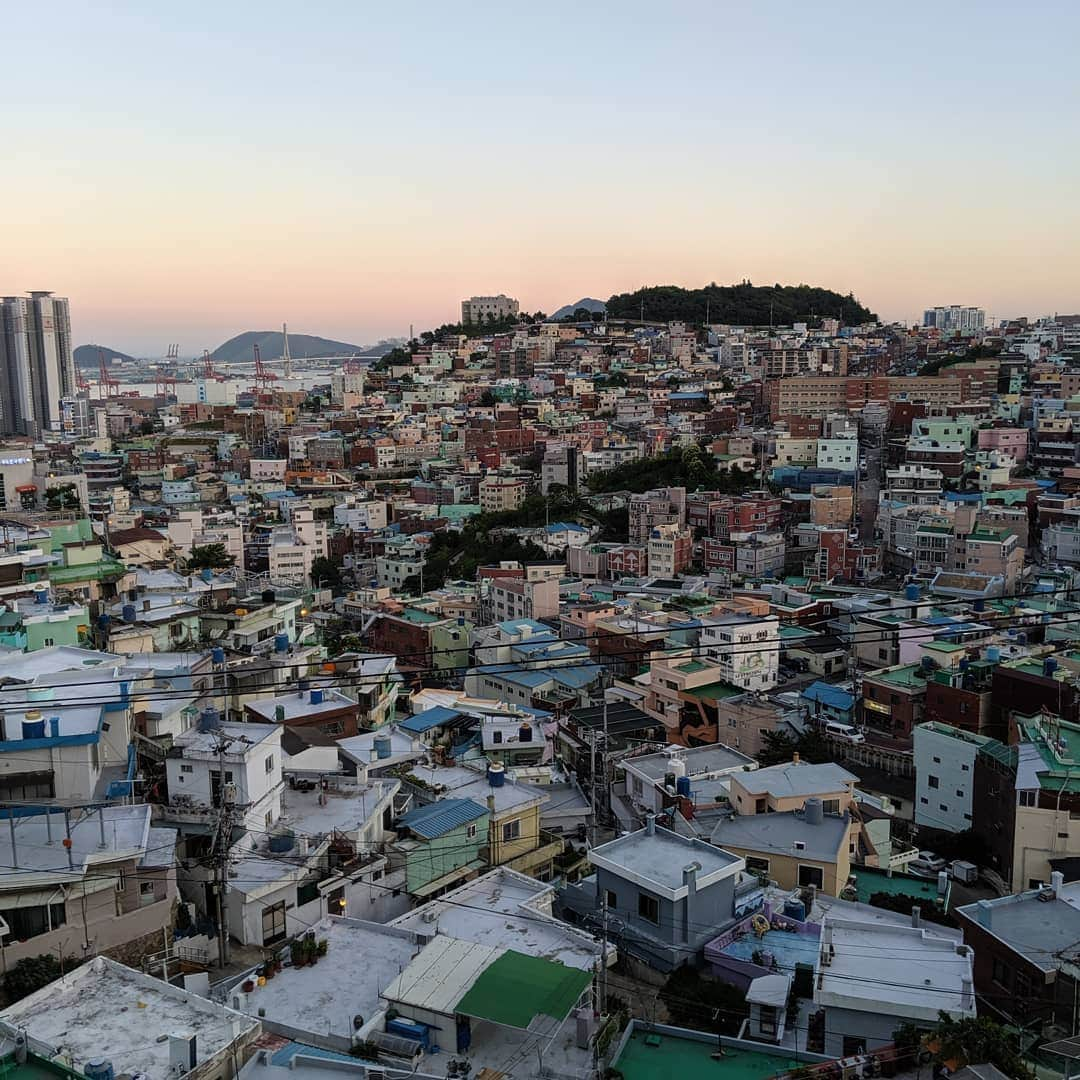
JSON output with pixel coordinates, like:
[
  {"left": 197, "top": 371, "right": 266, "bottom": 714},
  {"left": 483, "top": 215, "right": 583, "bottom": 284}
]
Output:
[{"left": 454, "top": 949, "right": 592, "bottom": 1031}]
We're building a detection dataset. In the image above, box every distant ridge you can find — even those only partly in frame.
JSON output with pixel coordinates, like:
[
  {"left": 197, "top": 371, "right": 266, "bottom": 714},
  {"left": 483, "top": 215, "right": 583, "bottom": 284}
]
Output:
[
  {"left": 551, "top": 298, "right": 607, "bottom": 320},
  {"left": 74, "top": 344, "right": 136, "bottom": 368},
  {"left": 211, "top": 330, "right": 369, "bottom": 365}
]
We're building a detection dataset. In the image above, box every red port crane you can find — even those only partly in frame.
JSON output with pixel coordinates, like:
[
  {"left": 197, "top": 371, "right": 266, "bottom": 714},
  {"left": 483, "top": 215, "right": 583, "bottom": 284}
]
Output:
[
  {"left": 98, "top": 348, "right": 120, "bottom": 398},
  {"left": 252, "top": 343, "right": 278, "bottom": 391},
  {"left": 156, "top": 344, "right": 179, "bottom": 397},
  {"left": 202, "top": 349, "right": 228, "bottom": 382}
]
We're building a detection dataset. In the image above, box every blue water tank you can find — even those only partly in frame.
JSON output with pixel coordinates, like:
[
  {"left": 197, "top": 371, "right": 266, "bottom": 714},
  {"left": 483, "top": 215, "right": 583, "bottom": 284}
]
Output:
[
  {"left": 676, "top": 775, "right": 691, "bottom": 798},
  {"left": 211, "top": 647, "right": 226, "bottom": 665},
  {"left": 21, "top": 717, "right": 46, "bottom": 740},
  {"left": 268, "top": 831, "right": 295, "bottom": 853},
  {"left": 1045, "top": 657, "right": 1059, "bottom": 677},
  {"left": 973, "top": 598, "right": 986, "bottom": 612},
  {"left": 386, "top": 1017, "right": 431, "bottom": 1053},
  {"left": 275, "top": 633, "right": 289, "bottom": 653},
  {"left": 201, "top": 567, "right": 214, "bottom": 583},
  {"left": 97, "top": 613, "right": 111, "bottom": 629},
  {"left": 33, "top": 588, "right": 48, "bottom": 605},
  {"left": 374, "top": 732, "right": 392, "bottom": 759},
  {"left": 783, "top": 898, "right": 807, "bottom": 921},
  {"left": 959, "top": 658, "right": 969, "bottom": 671},
  {"left": 310, "top": 688, "right": 324, "bottom": 705},
  {"left": 905, "top": 583, "right": 920, "bottom": 602},
  {"left": 199, "top": 707, "right": 220, "bottom": 731},
  {"left": 488, "top": 762, "right": 506, "bottom": 788},
  {"left": 122, "top": 604, "right": 137, "bottom": 623},
  {"left": 986, "top": 646, "right": 1001, "bottom": 662}
]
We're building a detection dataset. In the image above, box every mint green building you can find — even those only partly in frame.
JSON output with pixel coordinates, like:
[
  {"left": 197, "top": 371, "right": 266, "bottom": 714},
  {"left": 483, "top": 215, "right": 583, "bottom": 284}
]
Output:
[{"left": 393, "top": 798, "right": 489, "bottom": 898}]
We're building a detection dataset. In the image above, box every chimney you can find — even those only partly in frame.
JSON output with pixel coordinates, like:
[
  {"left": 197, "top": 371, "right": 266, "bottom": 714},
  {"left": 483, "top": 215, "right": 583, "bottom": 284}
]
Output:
[
  {"left": 792, "top": 751, "right": 800, "bottom": 765},
  {"left": 1052, "top": 870, "right": 1065, "bottom": 896},
  {"left": 911, "top": 906, "right": 921, "bottom": 929},
  {"left": 976, "top": 899, "right": 992, "bottom": 929},
  {"left": 645, "top": 812, "right": 656, "bottom": 836},
  {"left": 682, "top": 862, "right": 700, "bottom": 944}
]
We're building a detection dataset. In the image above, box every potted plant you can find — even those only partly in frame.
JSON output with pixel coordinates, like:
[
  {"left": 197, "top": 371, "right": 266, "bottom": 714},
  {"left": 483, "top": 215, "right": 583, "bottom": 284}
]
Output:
[
  {"left": 242, "top": 979, "right": 255, "bottom": 993},
  {"left": 317, "top": 939, "right": 328, "bottom": 957}
]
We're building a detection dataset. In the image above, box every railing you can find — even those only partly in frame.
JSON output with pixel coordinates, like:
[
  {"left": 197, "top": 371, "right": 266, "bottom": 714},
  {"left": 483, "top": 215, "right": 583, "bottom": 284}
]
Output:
[{"left": 888, "top": 845, "right": 919, "bottom": 868}]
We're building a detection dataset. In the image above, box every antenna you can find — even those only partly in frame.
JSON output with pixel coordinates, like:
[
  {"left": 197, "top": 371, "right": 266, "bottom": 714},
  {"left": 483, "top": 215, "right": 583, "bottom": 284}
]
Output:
[{"left": 282, "top": 323, "right": 292, "bottom": 379}]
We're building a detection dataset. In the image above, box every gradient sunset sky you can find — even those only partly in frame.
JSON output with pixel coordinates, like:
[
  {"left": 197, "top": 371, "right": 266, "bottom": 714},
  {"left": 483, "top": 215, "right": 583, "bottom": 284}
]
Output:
[{"left": 5, "top": 1, "right": 1078, "bottom": 354}]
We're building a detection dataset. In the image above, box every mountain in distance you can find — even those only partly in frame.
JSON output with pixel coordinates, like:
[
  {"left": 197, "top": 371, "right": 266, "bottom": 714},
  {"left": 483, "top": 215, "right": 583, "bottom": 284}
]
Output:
[
  {"left": 605, "top": 282, "right": 877, "bottom": 326},
  {"left": 74, "top": 344, "right": 137, "bottom": 368},
  {"left": 550, "top": 297, "right": 607, "bottom": 320},
  {"left": 210, "top": 330, "right": 379, "bottom": 365}
]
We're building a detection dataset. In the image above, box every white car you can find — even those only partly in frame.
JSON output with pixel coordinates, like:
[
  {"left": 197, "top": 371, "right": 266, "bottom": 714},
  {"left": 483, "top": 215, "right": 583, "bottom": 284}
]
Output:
[{"left": 908, "top": 851, "right": 946, "bottom": 877}]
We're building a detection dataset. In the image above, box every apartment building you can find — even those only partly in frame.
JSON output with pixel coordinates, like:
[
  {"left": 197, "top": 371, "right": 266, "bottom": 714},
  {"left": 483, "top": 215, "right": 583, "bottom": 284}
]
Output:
[
  {"left": 699, "top": 612, "right": 779, "bottom": 692},
  {"left": 628, "top": 486, "right": 686, "bottom": 544}
]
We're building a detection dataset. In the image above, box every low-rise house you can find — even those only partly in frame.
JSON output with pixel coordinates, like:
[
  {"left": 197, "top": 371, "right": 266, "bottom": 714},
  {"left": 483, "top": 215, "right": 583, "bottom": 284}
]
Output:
[
  {"left": 0, "top": 957, "right": 260, "bottom": 1080},
  {"left": 559, "top": 815, "right": 747, "bottom": 971},
  {"left": 810, "top": 915, "right": 975, "bottom": 1057},
  {"left": 0, "top": 591, "right": 89, "bottom": 652},
  {"left": 0, "top": 805, "right": 176, "bottom": 969},
  {"left": 246, "top": 686, "right": 362, "bottom": 740},
  {"left": 620, "top": 742, "right": 755, "bottom": 817},
  {"left": 391, "top": 797, "right": 490, "bottom": 898}
]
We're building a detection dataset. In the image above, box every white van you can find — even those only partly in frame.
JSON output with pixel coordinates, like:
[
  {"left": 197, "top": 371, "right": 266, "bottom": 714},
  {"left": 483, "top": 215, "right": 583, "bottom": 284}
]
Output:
[{"left": 824, "top": 721, "right": 866, "bottom": 744}]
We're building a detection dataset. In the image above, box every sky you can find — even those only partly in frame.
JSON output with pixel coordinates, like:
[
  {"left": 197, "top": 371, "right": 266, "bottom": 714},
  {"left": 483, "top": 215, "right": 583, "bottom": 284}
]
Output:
[{"left": 3, "top": 1, "right": 1078, "bottom": 355}]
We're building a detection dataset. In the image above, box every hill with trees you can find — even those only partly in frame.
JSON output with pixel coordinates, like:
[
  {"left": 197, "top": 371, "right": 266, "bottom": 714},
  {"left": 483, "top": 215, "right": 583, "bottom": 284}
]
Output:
[
  {"left": 74, "top": 344, "right": 137, "bottom": 368},
  {"left": 210, "top": 331, "right": 375, "bottom": 364},
  {"left": 605, "top": 281, "right": 877, "bottom": 326}
]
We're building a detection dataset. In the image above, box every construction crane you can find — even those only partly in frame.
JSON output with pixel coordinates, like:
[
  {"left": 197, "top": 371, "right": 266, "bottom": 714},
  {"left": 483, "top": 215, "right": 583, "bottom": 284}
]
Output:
[
  {"left": 75, "top": 363, "right": 91, "bottom": 393},
  {"left": 98, "top": 348, "right": 120, "bottom": 398},
  {"left": 202, "top": 349, "right": 228, "bottom": 382},
  {"left": 156, "top": 344, "right": 179, "bottom": 397},
  {"left": 252, "top": 343, "right": 278, "bottom": 392}
]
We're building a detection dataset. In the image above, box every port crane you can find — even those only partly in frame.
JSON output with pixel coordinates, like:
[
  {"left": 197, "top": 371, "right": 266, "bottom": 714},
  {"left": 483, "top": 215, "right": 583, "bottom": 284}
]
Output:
[
  {"left": 202, "top": 349, "right": 228, "bottom": 382},
  {"left": 251, "top": 343, "right": 278, "bottom": 392},
  {"left": 98, "top": 348, "right": 121, "bottom": 398},
  {"left": 156, "top": 344, "right": 179, "bottom": 397}
]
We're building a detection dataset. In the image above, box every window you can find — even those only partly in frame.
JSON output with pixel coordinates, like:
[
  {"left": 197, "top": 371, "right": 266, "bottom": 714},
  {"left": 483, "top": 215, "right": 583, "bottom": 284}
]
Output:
[
  {"left": 928, "top": 775, "right": 939, "bottom": 789},
  {"left": 920, "top": 797, "right": 929, "bottom": 805},
  {"left": 822, "top": 799, "right": 841, "bottom": 816},
  {"left": 262, "top": 901, "right": 287, "bottom": 945},
  {"left": 115, "top": 868, "right": 127, "bottom": 892},
  {"left": 5, "top": 902, "right": 66, "bottom": 941},
  {"left": 502, "top": 819, "right": 521, "bottom": 843},
  {"left": 1019, "top": 790, "right": 1037, "bottom": 807},
  {"left": 180, "top": 764, "right": 193, "bottom": 773},
  {"left": 297, "top": 880, "right": 321, "bottom": 906},
  {"left": 961, "top": 763, "right": 970, "bottom": 772},
  {"left": 265, "top": 756, "right": 275, "bottom": 774},
  {"left": 745, "top": 856, "right": 770, "bottom": 875},
  {"left": 0, "top": 771, "right": 54, "bottom": 801},
  {"left": 43, "top": 637, "right": 55, "bottom": 648},
  {"left": 606, "top": 890, "right": 617, "bottom": 910},
  {"left": 139, "top": 882, "right": 156, "bottom": 907},
  {"left": 466, "top": 823, "right": 477, "bottom": 839},
  {"left": 798, "top": 865, "right": 824, "bottom": 889},
  {"left": 637, "top": 892, "right": 660, "bottom": 924},
  {"left": 991, "top": 956, "right": 1010, "bottom": 988},
  {"left": 955, "top": 789, "right": 964, "bottom": 798}
]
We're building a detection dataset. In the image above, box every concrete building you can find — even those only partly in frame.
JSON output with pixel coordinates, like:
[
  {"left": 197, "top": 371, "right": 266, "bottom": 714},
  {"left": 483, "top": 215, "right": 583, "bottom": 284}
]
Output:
[
  {"left": 923, "top": 305, "right": 986, "bottom": 333},
  {"left": 699, "top": 612, "right": 780, "bottom": 692},
  {"left": 913, "top": 721, "right": 991, "bottom": 834},
  {"left": 461, "top": 294, "right": 519, "bottom": 324},
  {"left": 647, "top": 522, "right": 692, "bottom": 577},
  {"left": 0, "top": 292, "right": 76, "bottom": 436}
]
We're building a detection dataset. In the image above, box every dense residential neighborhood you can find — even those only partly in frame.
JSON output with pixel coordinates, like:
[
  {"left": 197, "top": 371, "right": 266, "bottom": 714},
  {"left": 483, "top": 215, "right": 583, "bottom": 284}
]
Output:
[{"left": 0, "top": 295, "right": 1076, "bottom": 1079}]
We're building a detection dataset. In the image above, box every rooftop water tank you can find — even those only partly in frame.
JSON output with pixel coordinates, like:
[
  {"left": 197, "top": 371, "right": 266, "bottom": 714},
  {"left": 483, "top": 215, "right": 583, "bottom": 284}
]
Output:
[
  {"left": 199, "top": 707, "right": 220, "bottom": 732},
  {"left": 33, "top": 586, "right": 48, "bottom": 605},
  {"left": 804, "top": 797, "right": 824, "bottom": 826},
  {"left": 518, "top": 723, "right": 532, "bottom": 743},
  {"left": 22, "top": 712, "right": 46, "bottom": 740},
  {"left": 374, "top": 732, "right": 393, "bottom": 759},
  {"left": 676, "top": 775, "right": 691, "bottom": 799},
  {"left": 201, "top": 567, "right": 214, "bottom": 583},
  {"left": 84, "top": 1061, "right": 114, "bottom": 1080},
  {"left": 487, "top": 761, "right": 506, "bottom": 788},
  {"left": 268, "top": 831, "right": 295, "bottom": 853},
  {"left": 1045, "top": 656, "right": 1059, "bottom": 677},
  {"left": 986, "top": 646, "right": 1001, "bottom": 662},
  {"left": 973, "top": 598, "right": 986, "bottom": 612},
  {"left": 905, "top": 583, "right": 920, "bottom": 602},
  {"left": 122, "top": 604, "right": 137, "bottom": 624},
  {"left": 310, "top": 688, "right": 324, "bottom": 705},
  {"left": 783, "top": 898, "right": 807, "bottom": 921},
  {"left": 275, "top": 704, "right": 286, "bottom": 723},
  {"left": 211, "top": 646, "right": 226, "bottom": 665},
  {"left": 669, "top": 757, "right": 688, "bottom": 780},
  {"left": 275, "top": 633, "right": 289, "bottom": 653},
  {"left": 97, "top": 612, "right": 110, "bottom": 629}
]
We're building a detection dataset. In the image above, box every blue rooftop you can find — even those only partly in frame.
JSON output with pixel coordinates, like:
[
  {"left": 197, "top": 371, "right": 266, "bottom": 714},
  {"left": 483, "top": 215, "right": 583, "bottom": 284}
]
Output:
[
  {"left": 552, "top": 663, "right": 603, "bottom": 689},
  {"left": 500, "top": 667, "right": 556, "bottom": 688},
  {"left": 546, "top": 521, "right": 589, "bottom": 533},
  {"left": 801, "top": 681, "right": 854, "bottom": 711},
  {"left": 396, "top": 798, "right": 488, "bottom": 839},
  {"left": 399, "top": 705, "right": 462, "bottom": 734}
]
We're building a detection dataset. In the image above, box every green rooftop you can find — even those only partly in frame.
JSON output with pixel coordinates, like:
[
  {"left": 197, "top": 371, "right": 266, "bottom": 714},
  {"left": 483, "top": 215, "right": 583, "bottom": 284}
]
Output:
[
  {"left": 675, "top": 660, "right": 710, "bottom": 674},
  {"left": 866, "top": 664, "right": 927, "bottom": 689},
  {"left": 1015, "top": 711, "right": 1080, "bottom": 793},
  {"left": 0, "top": 1054, "right": 82, "bottom": 1080},
  {"left": 614, "top": 1030, "right": 803, "bottom": 1080},
  {"left": 682, "top": 680, "right": 743, "bottom": 702},
  {"left": 923, "top": 640, "right": 966, "bottom": 654},
  {"left": 455, "top": 950, "right": 591, "bottom": 1030},
  {"left": 779, "top": 625, "right": 818, "bottom": 641},
  {"left": 852, "top": 864, "right": 950, "bottom": 907},
  {"left": 398, "top": 606, "right": 440, "bottom": 624}
]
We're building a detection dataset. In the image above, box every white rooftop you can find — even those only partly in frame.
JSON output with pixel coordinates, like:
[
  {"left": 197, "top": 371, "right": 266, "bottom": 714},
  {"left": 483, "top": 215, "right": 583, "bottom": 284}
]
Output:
[
  {"left": 247, "top": 688, "right": 355, "bottom": 722},
  {"left": 174, "top": 721, "right": 279, "bottom": 757},
  {"left": 409, "top": 762, "right": 547, "bottom": 814},
  {"left": 734, "top": 761, "right": 859, "bottom": 797},
  {"left": 280, "top": 779, "right": 398, "bottom": 838},
  {"left": 815, "top": 916, "right": 975, "bottom": 1023},
  {"left": 390, "top": 868, "right": 604, "bottom": 971},
  {"left": 0, "top": 957, "right": 257, "bottom": 1080},
  {"left": 589, "top": 822, "right": 744, "bottom": 901},
  {"left": 336, "top": 726, "right": 424, "bottom": 768},
  {"left": 381, "top": 935, "right": 501, "bottom": 1015},
  {"left": 232, "top": 917, "right": 419, "bottom": 1042}
]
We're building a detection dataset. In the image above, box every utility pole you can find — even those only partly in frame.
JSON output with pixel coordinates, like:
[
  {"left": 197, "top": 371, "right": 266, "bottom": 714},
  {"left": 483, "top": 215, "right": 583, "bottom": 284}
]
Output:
[
  {"left": 599, "top": 894, "right": 609, "bottom": 1016},
  {"left": 212, "top": 732, "right": 233, "bottom": 968}
]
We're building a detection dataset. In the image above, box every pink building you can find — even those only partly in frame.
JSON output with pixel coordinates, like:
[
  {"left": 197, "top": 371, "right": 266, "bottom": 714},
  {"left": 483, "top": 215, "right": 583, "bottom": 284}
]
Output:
[{"left": 978, "top": 427, "right": 1028, "bottom": 463}]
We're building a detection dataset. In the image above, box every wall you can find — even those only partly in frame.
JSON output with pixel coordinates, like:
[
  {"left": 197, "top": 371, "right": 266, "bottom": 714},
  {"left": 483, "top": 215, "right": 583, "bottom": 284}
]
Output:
[
  {"left": 405, "top": 816, "right": 488, "bottom": 894},
  {"left": 913, "top": 725, "right": 977, "bottom": 833}
]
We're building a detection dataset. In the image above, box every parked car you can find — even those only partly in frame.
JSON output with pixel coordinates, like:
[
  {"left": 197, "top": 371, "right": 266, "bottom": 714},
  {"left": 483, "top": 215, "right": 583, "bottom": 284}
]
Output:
[
  {"left": 908, "top": 851, "right": 947, "bottom": 877},
  {"left": 823, "top": 721, "right": 866, "bottom": 744}
]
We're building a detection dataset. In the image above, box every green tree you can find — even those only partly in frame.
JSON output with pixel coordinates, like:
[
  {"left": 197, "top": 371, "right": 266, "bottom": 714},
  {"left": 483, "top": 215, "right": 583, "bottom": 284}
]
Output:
[
  {"left": 310, "top": 556, "right": 344, "bottom": 593},
  {"left": 186, "top": 543, "right": 235, "bottom": 571},
  {"left": 479, "top": 390, "right": 497, "bottom": 406},
  {"left": 660, "top": 964, "right": 747, "bottom": 1036},
  {"left": 5, "top": 954, "right": 65, "bottom": 1002},
  {"left": 45, "top": 483, "right": 81, "bottom": 512},
  {"left": 917, "top": 1014, "right": 1034, "bottom": 1079}
]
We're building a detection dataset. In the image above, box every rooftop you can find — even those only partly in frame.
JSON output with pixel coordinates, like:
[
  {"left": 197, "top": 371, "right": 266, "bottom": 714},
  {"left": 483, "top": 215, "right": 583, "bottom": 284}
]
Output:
[
  {"left": 0, "top": 957, "right": 257, "bottom": 1080},
  {"left": 624, "top": 744, "right": 755, "bottom": 783},
  {"left": 230, "top": 917, "right": 419, "bottom": 1043},
  {"left": 733, "top": 761, "right": 858, "bottom": 798},
  {"left": 590, "top": 823, "right": 743, "bottom": 900},
  {"left": 614, "top": 1028, "right": 804, "bottom": 1080},
  {"left": 711, "top": 810, "right": 850, "bottom": 864}
]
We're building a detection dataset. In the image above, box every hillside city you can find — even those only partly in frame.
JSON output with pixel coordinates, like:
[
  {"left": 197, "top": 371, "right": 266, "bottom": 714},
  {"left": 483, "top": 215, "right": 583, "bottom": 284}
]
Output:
[{"left": 0, "top": 288, "right": 1078, "bottom": 1080}]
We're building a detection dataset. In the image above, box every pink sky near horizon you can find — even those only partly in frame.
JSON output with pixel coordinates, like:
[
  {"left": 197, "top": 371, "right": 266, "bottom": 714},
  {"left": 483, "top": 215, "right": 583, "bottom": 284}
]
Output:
[{"left": 4, "top": 2, "right": 1077, "bottom": 354}]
